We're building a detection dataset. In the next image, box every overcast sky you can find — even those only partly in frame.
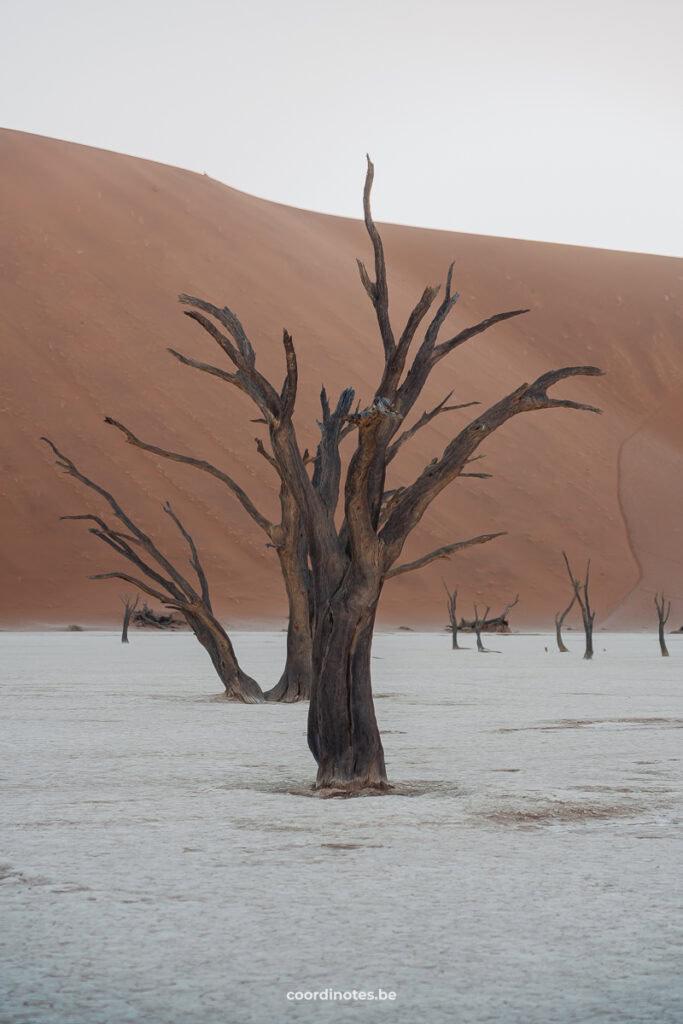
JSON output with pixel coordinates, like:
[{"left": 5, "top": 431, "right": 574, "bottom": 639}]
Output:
[{"left": 2, "top": 0, "right": 681, "bottom": 256}]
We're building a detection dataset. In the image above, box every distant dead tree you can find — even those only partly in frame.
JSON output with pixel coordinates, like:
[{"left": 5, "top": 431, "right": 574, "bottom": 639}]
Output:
[
  {"left": 133, "top": 602, "right": 183, "bottom": 630},
  {"left": 554, "top": 592, "right": 577, "bottom": 653},
  {"left": 42, "top": 438, "right": 264, "bottom": 703},
  {"left": 563, "top": 552, "right": 595, "bottom": 660},
  {"left": 120, "top": 593, "right": 139, "bottom": 643},
  {"left": 460, "top": 594, "right": 519, "bottom": 633},
  {"left": 472, "top": 603, "right": 490, "bottom": 652},
  {"left": 166, "top": 158, "right": 602, "bottom": 791},
  {"left": 443, "top": 579, "right": 461, "bottom": 649},
  {"left": 654, "top": 592, "right": 671, "bottom": 657}
]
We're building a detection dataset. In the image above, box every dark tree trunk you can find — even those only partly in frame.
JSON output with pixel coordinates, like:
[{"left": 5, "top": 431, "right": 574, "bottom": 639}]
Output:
[
  {"left": 265, "top": 491, "right": 313, "bottom": 701},
  {"left": 265, "top": 565, "right": 312, "bottom": 701},
  {"left": 654, "top": 593, "right": 671, "bottom": 657},
  {"left": 184, "top": 607, "right": 265, "bottom": 703},
  {"left": 659, "top": 621, "right": 669, "bottom": 657},
  {"left": 583, "top": 617, "right": 594, "bottom": 660},
  {"left": 452, "top": 624, "right": 460, "bottom": 650},
  {"left": 308, "top": 584, "right": 388, "bottom": 792},
  {"left": 473, "top": 604, "right": 490, "bottom": 653},
  {"left": 555, "top": 620, "right": 569, "bottom": 653},
  {"left": 121, "top": 598, "right": 136, "bottom": 638},
  {"left": 554, "top": 593, "right": 576, "bottom": 653}
]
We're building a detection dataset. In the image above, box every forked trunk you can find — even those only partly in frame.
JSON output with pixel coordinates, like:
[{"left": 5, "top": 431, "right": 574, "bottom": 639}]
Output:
[
  {"left": 308, "top": 587, "right": 388, "bottom": 792},
  {"left": 184, "top": 608, "right": 265, "bottom": 703}
]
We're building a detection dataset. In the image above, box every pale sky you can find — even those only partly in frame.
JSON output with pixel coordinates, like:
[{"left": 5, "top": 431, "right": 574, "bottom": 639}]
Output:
[{"left": 2, "top": 0, "right": 681, "bottom": 256}]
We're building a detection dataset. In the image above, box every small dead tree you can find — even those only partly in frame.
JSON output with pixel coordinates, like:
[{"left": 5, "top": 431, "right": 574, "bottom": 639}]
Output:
[
  {"left": 120, "top": 593, "right": 139, "bottom": 643},
  {"left": 133, "top": 602, "right": 183, "bottom": 630},
  {"left": 563, "top": 552, "right": 596, "bottom": 660},
  {"left": 472, "top": 603, "right": 490, "bottom": 652},
  {"left": 443, "top": 579, "right": 461, "bottom": 649},
  {"left": 42, "top": 438, "right": 264, "bottom": 703},
  {"left": 654, "top": 592, "right": 671, "bottom": 657},
  {"left": 459, "top": 594, "right": 519, "bottom": 633},
  {"left": 554, "top": 592, "right": 576, "bottom": 652}
]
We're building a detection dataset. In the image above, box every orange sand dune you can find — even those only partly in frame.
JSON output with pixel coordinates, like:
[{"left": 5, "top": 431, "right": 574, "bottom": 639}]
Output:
[{"left": 1, "top": 128, "right": 681, "bottom": 629}]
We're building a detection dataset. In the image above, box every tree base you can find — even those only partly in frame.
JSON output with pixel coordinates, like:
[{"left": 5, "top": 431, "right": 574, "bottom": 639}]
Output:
[{"left": 312, "top": 780, "right": 393, "bottom": 798}]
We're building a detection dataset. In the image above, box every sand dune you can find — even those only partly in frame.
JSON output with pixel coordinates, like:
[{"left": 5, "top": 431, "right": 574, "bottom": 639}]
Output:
[{"left": 1, "top": 128, "right": 681, "bottom": 628}]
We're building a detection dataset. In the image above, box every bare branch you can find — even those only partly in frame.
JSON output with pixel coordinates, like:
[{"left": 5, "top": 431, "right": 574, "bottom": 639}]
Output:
[
  {"left": 163, "top": 501, "right": 212, "bottom": 610},
  {"left": 254, "top": 436, "right": 281, "bottom": 476},
  {"left": 380, "top": 366, "right": 604, "bottom": 559},
  {"left": 42, "top": 437, "right": 197, "bottom": 602},
  {"left": 178, "top": 294, "right": 255, "bottom": 365},
  {"left": 432, "top": 308, "right": 530, "bottom": 365},
  {"left": 358, "top": 155, "right": 395, "bottom": 361},
  {"left": 279, "top": 330, "right": 297, "bottom": 422},
  {"left": 384, "top": 531, "right": 505, "bottom": 580},
  {"left": 88, "top": 573, "right": 178, "bottom": 607},
  {"left": 104, "top": 417, "right": 274, "bottom": 537},
  {"left": 386, "top": 392, "right": 479, "bottom": 465}
]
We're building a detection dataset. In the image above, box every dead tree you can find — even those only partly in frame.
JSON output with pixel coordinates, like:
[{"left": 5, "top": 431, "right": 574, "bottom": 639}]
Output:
[
  {"left": 472, "top": 603, "right": 490, "bottom": 652},
  {"left": 443, "top": 579, "right": 461, "bottom": 649},
  {"left": 563, "top": 552, "right": 596, "bottom": 660},
  {"left": 133, "top": 602, "right": 183, "bottom": 630},
  {"left": 554, "top": 592, "right": 576, "bottom": 652},
  {"left": 654, "top": 592, "right": 671, "bottom": 657},
  {"left": 169, "top": 158, "right": 602, "bottom": 791},
  {"left": 459, "top": 594, "right": 519, "bottom": 633},
  {"left": 42, "top": 438, "right": 264, "bottom": 703},
  {"left": 120, "top": 593, "right": 139, "bottom": 643}
]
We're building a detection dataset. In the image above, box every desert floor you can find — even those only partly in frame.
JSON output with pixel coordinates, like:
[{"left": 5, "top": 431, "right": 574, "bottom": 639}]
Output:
[{"left": 2, "top": 631, "right": 682, "bottom": 1023}]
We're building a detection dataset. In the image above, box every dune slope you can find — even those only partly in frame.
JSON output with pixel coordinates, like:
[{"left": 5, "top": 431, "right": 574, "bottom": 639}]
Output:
[{"left": 1, "top": 129, "right": 681, "bottom": 628}]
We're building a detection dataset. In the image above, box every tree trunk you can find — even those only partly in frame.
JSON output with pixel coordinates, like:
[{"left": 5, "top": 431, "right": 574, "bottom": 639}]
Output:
[
  {"left": 474, "top": 625, "right": 485, "bottom": 653},
  {"left": 308, "top": 585, "right": 388, "bottom": 792},
  {"left": 265, "top": 591, "right": 312, "bottom": 701},
  {"left": 184, "top": 608, "right": 265, "bottom": 703},
  {"left": 659, "top": 621, "right": 669, "bottom": 657},
  {"left": 451, "top": 623, "right": 460, "bottom": 650},
  {"left": 265, "top": 535, "right": 312, "bottom": 701},
  {"left": 121, "top": 606, "right": 133, "bottom": 643},
  {"left": 555, "top": 620, "right": 569, "bottom": 653},
  {"left": 583, "top": 615, "right": 594, "bottom": 660}
]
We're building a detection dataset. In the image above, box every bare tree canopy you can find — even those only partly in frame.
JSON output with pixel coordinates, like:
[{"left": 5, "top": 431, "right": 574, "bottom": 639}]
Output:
[
  {"left": 42, "top": 437, "right": 264, "bottom": 703},
  {"left": 169, "top": 157, "right": 603, "bottom": 791}
]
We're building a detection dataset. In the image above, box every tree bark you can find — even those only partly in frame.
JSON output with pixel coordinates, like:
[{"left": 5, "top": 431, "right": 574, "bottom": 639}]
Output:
[
  {"left": 308, "top": 581, "right": 388, "bottom": 792},
  {"left": 265, "top": 542, "right": 312, "bottom": 701}
]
